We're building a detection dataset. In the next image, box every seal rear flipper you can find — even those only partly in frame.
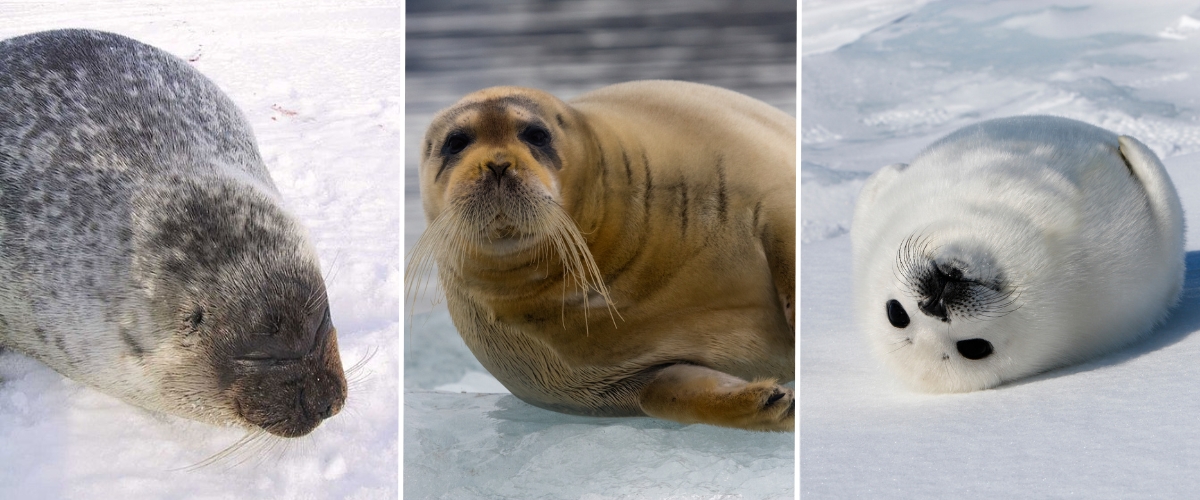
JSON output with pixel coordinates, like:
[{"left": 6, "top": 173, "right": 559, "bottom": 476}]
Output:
[
  {"left": 1117, "top": 136, "right": 1186, "bottom": 298},
  {"left": 637, "top": 364, "right": 794, "bottom": 431}
]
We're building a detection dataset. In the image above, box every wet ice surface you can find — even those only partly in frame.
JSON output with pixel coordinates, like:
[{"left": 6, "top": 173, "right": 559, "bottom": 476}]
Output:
[
  {"left": 405, "top": 392, "right": 793, "bottom": 500},
  {"left": 804, "top": 0, "right": 1200, "bottom": 497},
  {"left": 405, "top": 0, "right": 795, "bottom": 498},
  {"left": 0, "top": 2, "right": 399, "bottom": 497}
]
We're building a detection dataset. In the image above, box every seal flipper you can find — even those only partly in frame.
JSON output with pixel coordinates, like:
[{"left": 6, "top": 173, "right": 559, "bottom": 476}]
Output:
[
  {"left": 853, "top": 163, "right": 908, "bottom": 234},
  {"left": 637, "top": 364, "right": 794, "bottom": 431},
  {"left": 1117, "top": 136, "right": 1186, "bottom": 303},
  {"left": 761, "top": 205, "right": 795, "bottom": 328}
]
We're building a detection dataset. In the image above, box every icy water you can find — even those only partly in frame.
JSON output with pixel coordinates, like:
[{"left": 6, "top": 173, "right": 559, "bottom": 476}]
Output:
[{"left": 404, "top": 1, "right": 796, "bottom": 498}]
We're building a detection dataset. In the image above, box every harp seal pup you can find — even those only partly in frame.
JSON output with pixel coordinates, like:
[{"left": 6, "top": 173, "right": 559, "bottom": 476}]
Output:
[
  {"left": 0, "top": 29, "right": 346, "bottom": 437},
  {"left": 852, "top": 115, "right": 1185, "bottom": 393},
  {"left": 409, "top": 80, "right": 795, "bottom": 431}
]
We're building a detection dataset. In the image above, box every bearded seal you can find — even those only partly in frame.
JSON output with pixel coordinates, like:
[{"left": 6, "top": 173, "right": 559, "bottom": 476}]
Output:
[
  {"left": 408, "top": 80, "right": 795, "bottom": 431},
  {"left": 0, "top": 29, "right": 346, "bottom": 437},
  {"left": 852, "top": 115, "right": 1185, "bottom": 393}
]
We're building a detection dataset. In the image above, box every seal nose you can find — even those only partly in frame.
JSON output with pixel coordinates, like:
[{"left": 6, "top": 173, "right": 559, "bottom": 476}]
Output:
[
  {"left": 302, "top": 371, "right": 346, "bottom": 422},
  {"left": 486, "top": 161, "right": 511, "bottom": 179},
  {"left": 917, "top": 265, "right": 963, "bottom": 322},
  {"left": 316, "top": 403, "right": 334, "bottom": 420}
]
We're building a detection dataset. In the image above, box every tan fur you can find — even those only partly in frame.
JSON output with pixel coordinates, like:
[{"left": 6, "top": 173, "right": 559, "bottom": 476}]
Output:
[{"left": 410, "top": 80, "right": 794, "bottom": 431}]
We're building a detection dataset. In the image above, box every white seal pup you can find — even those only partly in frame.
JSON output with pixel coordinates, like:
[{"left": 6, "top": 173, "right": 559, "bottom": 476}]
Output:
[
  {"left": 409, "top": 81, "right": 795, "bottom": 431},
  {"left": 0, "top": 30, "right": 347, "bottom": 437},
  {"left": 852, "top": 115, "right": 1185, "bottom": 393}
]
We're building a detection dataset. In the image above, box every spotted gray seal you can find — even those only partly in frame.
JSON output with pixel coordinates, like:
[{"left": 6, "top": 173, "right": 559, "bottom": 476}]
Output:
[{"left": 0, "top": 29, "right": 346, "bottom": 437}]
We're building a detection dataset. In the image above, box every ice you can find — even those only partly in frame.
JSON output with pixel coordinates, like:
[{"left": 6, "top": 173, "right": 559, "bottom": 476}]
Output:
[
  {"left": 804, "top": 0, "right": 1200, "bottom": 496},
  {"left": 433, "top": 371, "right": 511, "bottom": 394},
  {"left": 0, "top": 1, "right": 398, "bottom": 497},
  {"left": 405, "top": 391, "right": 794, "bottom": 500}
]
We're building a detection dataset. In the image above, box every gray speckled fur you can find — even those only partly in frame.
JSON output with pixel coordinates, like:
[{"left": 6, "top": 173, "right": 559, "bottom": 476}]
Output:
[{"left": 0, "top": 29, "right": 331, "bottom": 426}]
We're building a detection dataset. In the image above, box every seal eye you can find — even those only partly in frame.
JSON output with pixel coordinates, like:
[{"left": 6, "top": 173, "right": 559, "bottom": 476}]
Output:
[
  {"left": 188, "top": 307, "right": 205, "bottom": 329},
  {"left": 956, "top": 338, "right": 994, "bottom": 360},
  {"left": 886, "top": 299, "right": 910, "bottom": 328},
  {"left": 442, "top": 132, "right": 471, "bottom": 156},
  {"left": 520, "top": 126, "right": 551, "bottom": 147}
]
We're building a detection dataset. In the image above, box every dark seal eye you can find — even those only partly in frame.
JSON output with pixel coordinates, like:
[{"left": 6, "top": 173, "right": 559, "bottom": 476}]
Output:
[
  {"left": 519, "top": 126, "right": 550, "bottom": 147},
  {"left": 188, "top": 307, "right": 205, "bottom": 329},
  {"left": 956, "top": 339, "right": 994, "bottom": 360},
  {"left": 442, "top": 132, "right": 471, "bottom": 155},
  {"left": 886, "top": 299, "right": 910, "bottom": 328}
]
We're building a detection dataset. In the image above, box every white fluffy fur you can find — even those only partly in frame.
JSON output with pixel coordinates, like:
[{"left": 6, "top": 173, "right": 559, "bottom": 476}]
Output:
[{"left": 851, "top": 115, "right": 1185, "bottom": 392}]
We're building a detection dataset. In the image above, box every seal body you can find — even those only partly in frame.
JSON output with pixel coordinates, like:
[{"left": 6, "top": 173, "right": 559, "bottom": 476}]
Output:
[
  {"left": 0, "top": 29, "right": 346, "bottom": 437},
  {"left": 411, "top": 81, "right": 795, "bottom": 431},
  {"left": 852, "top": 115, "right": 1185, "bottom": 393}
]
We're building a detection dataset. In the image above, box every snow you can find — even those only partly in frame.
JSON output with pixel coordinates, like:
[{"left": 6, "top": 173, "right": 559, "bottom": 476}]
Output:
[
  {"left": 406, "top": 1, "right": 795, "bottom": 498},
  {"left": 803, "top": 0, "right": 1200, "bottom": 497},
  {"left": 0, "top": 1, "right": 399, "bottom": 498}
]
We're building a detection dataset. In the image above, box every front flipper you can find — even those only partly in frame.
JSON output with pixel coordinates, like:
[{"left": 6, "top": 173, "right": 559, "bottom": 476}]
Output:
[
  {"left": 759, "top": 191, "right": 795, "bottom": 329},
  {"left": 638, "top": 364, "right": 794, "bottom": 432}
]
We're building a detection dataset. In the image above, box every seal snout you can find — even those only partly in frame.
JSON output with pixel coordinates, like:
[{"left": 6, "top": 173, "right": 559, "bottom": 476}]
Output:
[
  {"left": 301, "top": 366, "right": 347, "bottom": 422},
  {"left": 231, "top": 325, "right": 348, "bottom": 438},
  {"left": 916, "top": 264, "right": 965, "bottom": 322}
]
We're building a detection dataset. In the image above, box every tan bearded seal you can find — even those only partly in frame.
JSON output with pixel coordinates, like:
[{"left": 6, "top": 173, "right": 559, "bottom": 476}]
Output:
[
  {"left": 409, "top": 80, "right": 795, "bottom": 431},
  {"left": 852, "top": 115, "right": 1185, "bottom": 393},
  {"left": 0, "top": 29, "right": 346, "bottom": 437}
]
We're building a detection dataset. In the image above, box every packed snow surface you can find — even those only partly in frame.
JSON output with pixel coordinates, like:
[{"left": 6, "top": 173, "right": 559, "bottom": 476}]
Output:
[
  {"left": 0, "top": 1, "right": 399, "bottom": 498},
  {"left": 803, "top": 0, "right": 1200, "bottom": 497}
]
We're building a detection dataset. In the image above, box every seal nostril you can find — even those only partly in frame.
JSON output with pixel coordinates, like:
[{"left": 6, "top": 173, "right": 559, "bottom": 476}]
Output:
[
  {"left": 486, "top": 161, "right": 511, "bottom": 178},
  {"left": 956, "top": 338, "right": 994, "bottom": 360}
]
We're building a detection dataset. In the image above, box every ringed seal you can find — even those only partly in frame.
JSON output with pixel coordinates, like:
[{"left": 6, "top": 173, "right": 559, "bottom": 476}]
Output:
[
  {"left": 0, "top": 30, "right": 346, "bottom": 437},
  {"left": 409, "top": 80, "right": 795, "bottom": 431},
  {"left": 852, "top": 115, "right": 1185, "bottom": 393}
]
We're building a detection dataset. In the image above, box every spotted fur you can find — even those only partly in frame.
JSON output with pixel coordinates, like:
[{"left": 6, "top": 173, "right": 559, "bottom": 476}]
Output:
[{"left": 0, "top": 29, "right": 346, "bottom": 437}]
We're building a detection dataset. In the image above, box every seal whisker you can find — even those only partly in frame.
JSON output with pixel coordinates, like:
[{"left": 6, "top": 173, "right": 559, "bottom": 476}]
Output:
[
  {"left": 342, "top": 346, "right": 377, "bottom": 392},
  {"left": 181, "top": 428, "right": 272, "bottom": 471}
]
